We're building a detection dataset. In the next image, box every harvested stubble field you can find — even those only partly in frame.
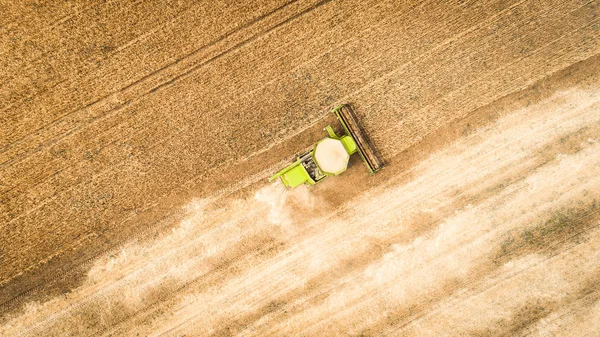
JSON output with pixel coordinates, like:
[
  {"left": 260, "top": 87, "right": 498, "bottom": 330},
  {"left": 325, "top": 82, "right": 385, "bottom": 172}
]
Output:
[{"left": 1, "top": 0, "right": 600, "bottom": 336}]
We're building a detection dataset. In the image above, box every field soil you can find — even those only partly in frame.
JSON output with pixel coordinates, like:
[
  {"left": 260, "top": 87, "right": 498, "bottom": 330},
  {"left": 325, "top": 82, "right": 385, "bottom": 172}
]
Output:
[{"left": 1, "top": 0, "right": 600, "bottom": 336}]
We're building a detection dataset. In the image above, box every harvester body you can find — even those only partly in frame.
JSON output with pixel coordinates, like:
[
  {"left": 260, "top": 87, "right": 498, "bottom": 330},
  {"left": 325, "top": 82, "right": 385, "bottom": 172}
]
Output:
[{"left": 269, "top": 104, "right": 383, "bottom": 188}]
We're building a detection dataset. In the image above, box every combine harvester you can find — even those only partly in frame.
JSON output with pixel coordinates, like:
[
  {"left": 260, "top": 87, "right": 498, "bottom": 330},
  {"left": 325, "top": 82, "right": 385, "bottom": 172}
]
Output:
[{"left": 269, "top": 104, "right": 384, "bottom": 188}]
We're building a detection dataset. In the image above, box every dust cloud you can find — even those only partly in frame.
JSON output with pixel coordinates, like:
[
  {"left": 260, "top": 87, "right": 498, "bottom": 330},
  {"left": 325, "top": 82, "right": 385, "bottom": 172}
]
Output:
[{"left": 254, "top": 183, "right": 290, "bottom": 226}]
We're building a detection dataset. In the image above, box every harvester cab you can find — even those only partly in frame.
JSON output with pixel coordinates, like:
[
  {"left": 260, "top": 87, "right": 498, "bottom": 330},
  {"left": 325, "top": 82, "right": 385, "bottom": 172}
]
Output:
[{"left": 269, "top": 104, "right": 384, "bottom": 188}]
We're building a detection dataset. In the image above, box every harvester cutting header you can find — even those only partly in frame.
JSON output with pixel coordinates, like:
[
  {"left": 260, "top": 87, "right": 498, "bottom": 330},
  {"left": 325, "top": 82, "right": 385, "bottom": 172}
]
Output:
[{"left": 269, "top": 104, "right": 384, "bottom": 188}]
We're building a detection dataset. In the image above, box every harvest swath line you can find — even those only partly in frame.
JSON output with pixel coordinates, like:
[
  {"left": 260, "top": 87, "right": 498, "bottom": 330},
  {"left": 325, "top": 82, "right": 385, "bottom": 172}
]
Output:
[
  {"left": 147, "top": 0, "right": 334, "bottom": 93},
  {"left": 374, "top": 10, "right": 600, "bottom": 143},
  {"left": 334, "top": 0, "right": 545, "bottom": 118},
  {"left": 0, "top": 0, "right": 195, "bottom": 114},
  {"left": 0, "top": 0, "right": 301, "bottom": 154}
]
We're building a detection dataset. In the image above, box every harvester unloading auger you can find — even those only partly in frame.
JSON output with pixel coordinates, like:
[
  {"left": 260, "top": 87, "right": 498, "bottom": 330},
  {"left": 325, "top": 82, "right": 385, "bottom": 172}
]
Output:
[{"left": 269, "top": 104, "right": 384, "bottom": 188}]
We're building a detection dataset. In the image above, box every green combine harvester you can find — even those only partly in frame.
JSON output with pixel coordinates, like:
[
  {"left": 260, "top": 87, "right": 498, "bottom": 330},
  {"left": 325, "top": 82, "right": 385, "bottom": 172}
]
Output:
[{"left": 269, "top": 104, "right": 384, "bottom": 188}]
